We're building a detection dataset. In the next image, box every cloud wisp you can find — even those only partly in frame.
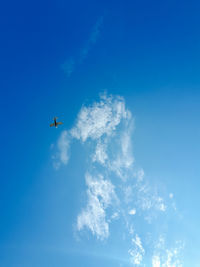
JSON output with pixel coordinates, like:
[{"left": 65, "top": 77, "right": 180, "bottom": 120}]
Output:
[
  {"left": 80, "top": 16, "right": 104, "bottom": 62},
  {"left": 77, "top": 173, "right": 118, "bottom": 240},
  {"left": 61, "top": 16, "right": 104, "bottom": 77},
  {"left": 52, "top": 93, "right": 184, "bottom": 266}
]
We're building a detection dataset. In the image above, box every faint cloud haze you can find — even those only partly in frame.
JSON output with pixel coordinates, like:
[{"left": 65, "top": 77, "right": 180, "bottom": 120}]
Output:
[
  {"left": 80, "top": 16, "right": 104, "bottom": 62},
  {"left": 57, "top": 130, "right": 71, "bottom": 165},
  {"left": 61, "top": 16, "right": 104, "bottom": 77},
  {"left": 61, "top": 58, "right": 75, "bottom": 77},
  {"left": 52, "top": 93, "right": 184, "bottom": 266}
]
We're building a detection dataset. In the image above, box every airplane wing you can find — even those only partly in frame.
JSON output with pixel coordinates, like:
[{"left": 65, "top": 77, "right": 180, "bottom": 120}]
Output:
[
  {"left": 57, "top": 122, "right": 63, "bottom": 125},
  {"left": 50, "top": 123, "right": 54, "bottom": 127}
]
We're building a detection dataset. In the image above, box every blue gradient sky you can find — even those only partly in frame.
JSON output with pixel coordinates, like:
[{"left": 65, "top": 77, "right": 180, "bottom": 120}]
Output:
[{"left": 1, "top": 0, "right": 200, "bottom": 266}]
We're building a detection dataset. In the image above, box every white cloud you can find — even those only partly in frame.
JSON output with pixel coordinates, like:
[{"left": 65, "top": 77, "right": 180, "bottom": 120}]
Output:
[
  {"left": 70, "top": 94, "right": 129, "bottom": 142},
  {"left": 162, "top": 247, "right": 183, "bottom": 267},
  {"left": 52, "top": 93, "right": 184, "bottom": 266},
  {"left": 108, "top": 125, "right": 134, "bottom": 180},
  {"left": 72, "top": 94, "right": 135, "bottom": 240},
  {"left": 129, "top": 209, "right": 136, "bottom": 215},
  {"left": 54, "top": 93, "right": 132, "bottom": 171},
  {"left": 77, "top": 190, "right": 109, "bottom": 240},
  {"left": 137, "top": 182, "right": 167, "bottom": 216},
  {"left": 77, "top": 173, "right": 117, "bottom": 240},
  {"left": 129, "top": 234, "right": 145, "bottom": 265},
  {"left": 152, "top": 237, "right": 184, "bottom": 267},
  {"left": 92, "top": 141, "right": 108, "bottom": 165},
  {"left": 152, "top": 255, "right": 161, "bottom": 267}
]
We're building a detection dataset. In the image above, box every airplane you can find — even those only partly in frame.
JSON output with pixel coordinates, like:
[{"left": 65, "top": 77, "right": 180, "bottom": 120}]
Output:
[{"left": 50, "top": 117, "right": 63, "bottom": 128}]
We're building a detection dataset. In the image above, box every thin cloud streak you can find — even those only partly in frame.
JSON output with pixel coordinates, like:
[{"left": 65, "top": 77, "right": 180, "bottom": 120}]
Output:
[
  {"left": 80, "top": 16, "right": 104, "bottom": 62},
  {"left": 62, "top": 16, "right": 104, "bottom": 77}
]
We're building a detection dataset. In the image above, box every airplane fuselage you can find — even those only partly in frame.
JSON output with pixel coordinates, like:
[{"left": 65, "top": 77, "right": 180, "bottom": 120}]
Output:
[{"left": 54, "top": 118, "right": 57, "bottom": 127}]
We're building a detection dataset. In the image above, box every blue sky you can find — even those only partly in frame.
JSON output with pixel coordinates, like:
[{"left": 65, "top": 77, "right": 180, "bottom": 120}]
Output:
[{"left": 1, "top": 0, "right": 200, "bottom": 266}]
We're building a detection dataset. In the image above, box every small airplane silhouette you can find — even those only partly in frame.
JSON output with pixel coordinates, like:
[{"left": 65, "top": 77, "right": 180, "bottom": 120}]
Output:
[{"left": 50, "top": 117, "right": 63, "bottom": 128}]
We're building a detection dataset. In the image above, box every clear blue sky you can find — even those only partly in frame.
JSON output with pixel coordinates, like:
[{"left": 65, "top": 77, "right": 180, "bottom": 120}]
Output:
[{"left": 1, "top": 0, "right": 200, "bottom": 266}]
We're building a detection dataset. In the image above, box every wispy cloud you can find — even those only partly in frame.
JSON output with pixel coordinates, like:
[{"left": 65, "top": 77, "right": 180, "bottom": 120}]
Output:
[
  {"left": 152, "top": 255, "right": 161, "bottom": 267},
  {"left": 62, "top": 16, "right": 104, "bottom": 77},
  {"left": 52, "top": 130, "right": 71, "bottom": 169},
  {"left": 51, "top": 130, "right": 71, "bottom": 169},
  {"left": 152, "top": 237, "right": 184, "bottom": 267},
  {"left": 92, "top": 141, "right": 108, "bottom": 165},
  {"left": 80, "top": 16, "right": 104, "bottom": 62},
  {"left": 52, "top": 93, "right": 184, "bottom": 266},
  {"left": 58, "top": 130, "right": 71, "bottom": 165},
  {"left": 129, "top": 234, "right": 145, "bottom": 265},
  {"left": 77, "top": 173, "right": 117, "bottom": 240}
]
